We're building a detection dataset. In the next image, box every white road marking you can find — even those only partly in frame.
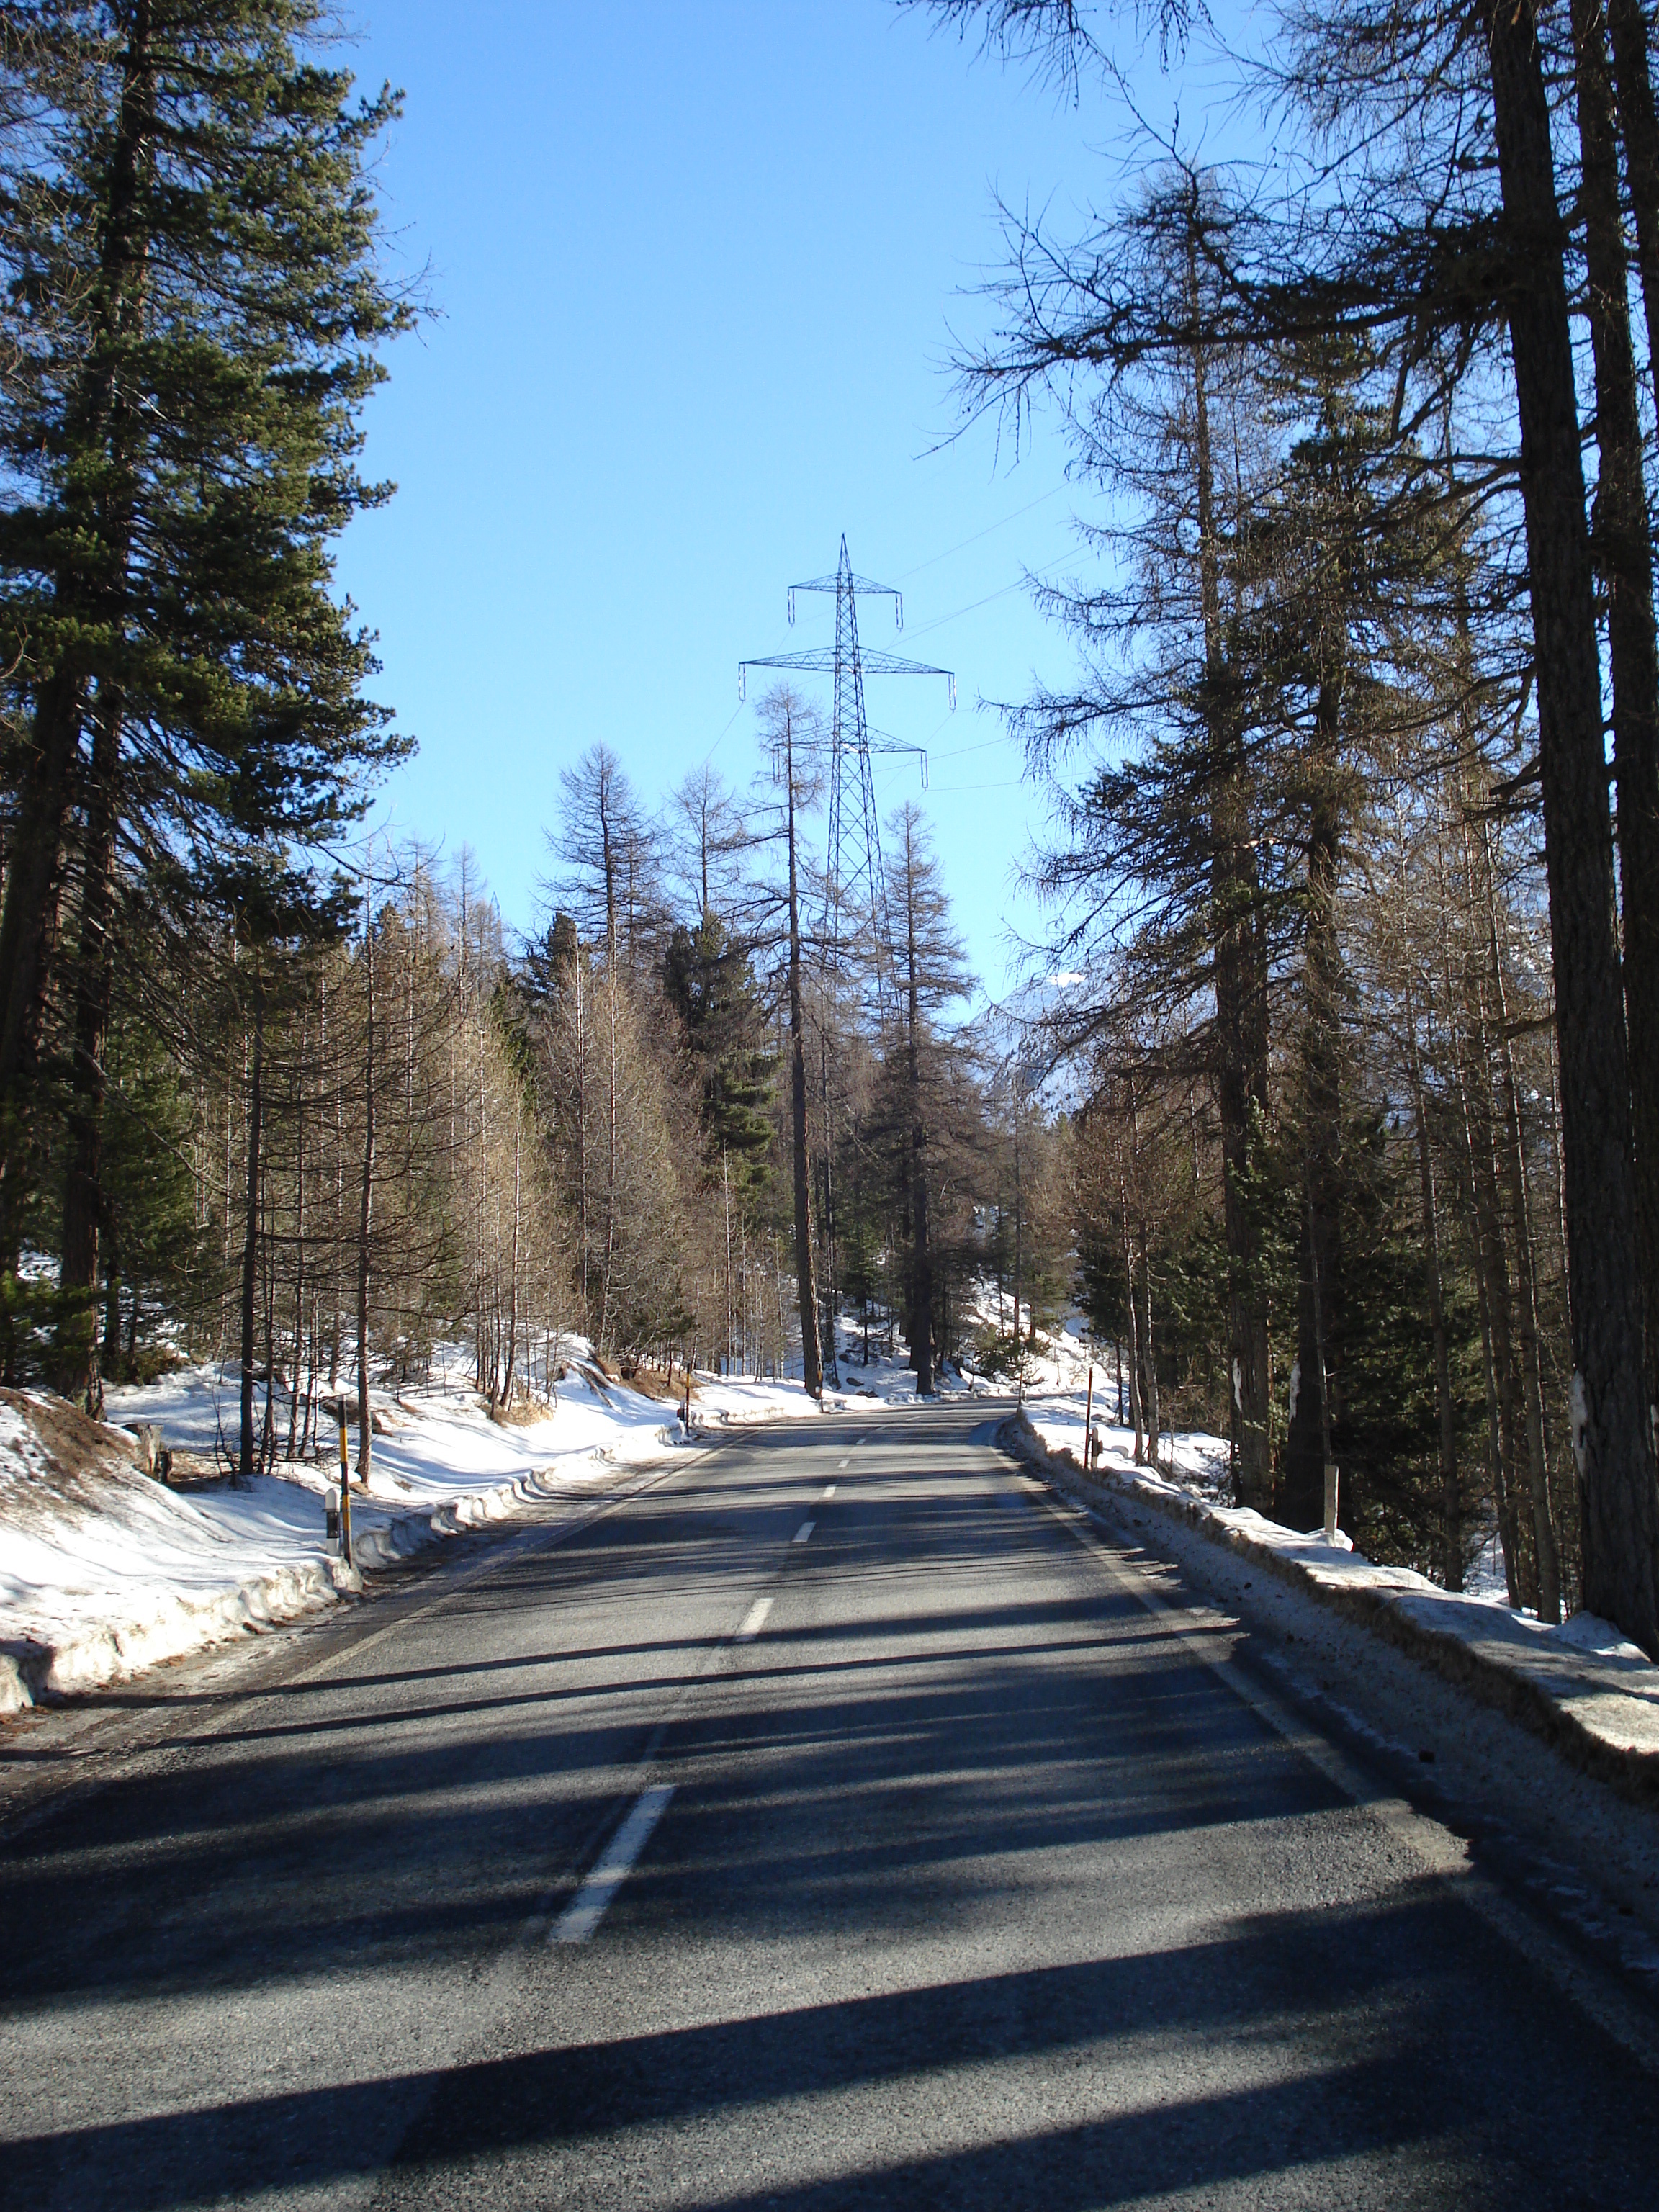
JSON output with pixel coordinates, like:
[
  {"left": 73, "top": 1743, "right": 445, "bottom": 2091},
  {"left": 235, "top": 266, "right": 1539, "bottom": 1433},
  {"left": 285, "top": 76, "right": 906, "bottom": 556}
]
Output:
[
  {"left": 1024, "top": 1473, "right": 1659, "bottom": 2073},
  {"left": 822, "top": 1483, "right": 836, "bottom": 1498},
  {"left": 837, "top": 1456, "right": 850, "bottom": 1469},
  {"left": 793, "top": 1520, "right": 815, "bottom": 1544},
  {"left": 552, "top": 1784, "right": 675, "bottom": 1944},
  {"left": 281, "top": 1453, "right": 706, "bottom": 1694},
  {"left": 737, "top": 1596, "right": 773, "bottom": 1640}
]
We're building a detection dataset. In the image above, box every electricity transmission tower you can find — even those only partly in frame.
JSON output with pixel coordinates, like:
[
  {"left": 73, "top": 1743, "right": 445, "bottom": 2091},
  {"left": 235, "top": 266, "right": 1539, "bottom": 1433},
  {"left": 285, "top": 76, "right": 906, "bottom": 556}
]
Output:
[
  {"left": 740, "top": 537, "right": 956, "bottom": 1389},
  {"left": 740, "top": 534, "right": 955, "bottom": 987}
]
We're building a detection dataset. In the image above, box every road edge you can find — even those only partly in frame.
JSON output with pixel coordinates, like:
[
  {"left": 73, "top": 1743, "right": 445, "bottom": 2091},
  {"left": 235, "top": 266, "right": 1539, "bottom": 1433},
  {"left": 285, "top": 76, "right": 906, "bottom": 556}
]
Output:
[{"left": 997, "top": 1409, "right": 1659, "bottom": 1811}]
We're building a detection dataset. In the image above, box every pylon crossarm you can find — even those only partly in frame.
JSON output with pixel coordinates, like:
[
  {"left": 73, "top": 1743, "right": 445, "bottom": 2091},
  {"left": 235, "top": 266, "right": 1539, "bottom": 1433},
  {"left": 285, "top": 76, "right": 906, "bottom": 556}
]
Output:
[
  {"left": 741, "top": 649, "right": 953, "bottom": 708},
  {"left": 789, "top": 570, "right": 902, "bottom": 600},
  {"left": 865, "top": 732, "right": 929, "bottom": 785},
  {"left": 742, "top": 649, "right": 841, "bottom": 675},
  {"left": 849, "top": 648, "right": 951, "bottom": 685}
]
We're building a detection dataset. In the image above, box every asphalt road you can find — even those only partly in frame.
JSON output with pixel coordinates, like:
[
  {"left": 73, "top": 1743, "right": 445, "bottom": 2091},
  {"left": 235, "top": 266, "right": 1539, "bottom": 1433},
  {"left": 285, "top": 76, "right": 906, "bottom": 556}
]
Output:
[{"left": 4, "top": 1401, "right": 1659, "bottom": 2210}]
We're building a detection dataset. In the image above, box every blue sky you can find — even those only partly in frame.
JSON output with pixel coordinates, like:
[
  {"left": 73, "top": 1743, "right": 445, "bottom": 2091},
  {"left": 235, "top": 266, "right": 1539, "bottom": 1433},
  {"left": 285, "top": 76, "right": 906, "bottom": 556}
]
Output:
[{"left": 334, "top": 1, "right": 1223, "bottom": 1002}]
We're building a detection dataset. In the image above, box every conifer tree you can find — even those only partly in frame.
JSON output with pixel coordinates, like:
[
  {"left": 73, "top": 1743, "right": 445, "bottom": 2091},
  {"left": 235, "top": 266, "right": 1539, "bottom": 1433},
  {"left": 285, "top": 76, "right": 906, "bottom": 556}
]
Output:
[
  {"left": 884, "top": 804, "right": 972, "bottom": 1393},
  {"left": 663, "top": 909, "right": 776, "bottom": 1202},
  {"left": 912, "top": 0, "right": 1659, "bottom": 1650},
  {"left": 0, "top": 1, "right": 413, "bottom": 1390}
]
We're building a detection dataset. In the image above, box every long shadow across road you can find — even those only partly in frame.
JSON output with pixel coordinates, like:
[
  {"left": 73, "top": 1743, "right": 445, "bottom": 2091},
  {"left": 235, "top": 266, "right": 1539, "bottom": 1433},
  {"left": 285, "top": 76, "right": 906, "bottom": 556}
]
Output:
[{"left": 3, "top": 1402, "right": 1656, "bottom": 2211}]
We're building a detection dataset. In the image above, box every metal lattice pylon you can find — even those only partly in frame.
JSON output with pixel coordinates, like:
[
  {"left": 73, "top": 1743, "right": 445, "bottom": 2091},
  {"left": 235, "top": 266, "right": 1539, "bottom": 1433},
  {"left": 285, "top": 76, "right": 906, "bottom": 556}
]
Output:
[
  {"left": 741, "top": 534, "right": 954, "bottom": 989},
  {"left": 739, "top": 539, "right": 954, "bottom": 1387}
]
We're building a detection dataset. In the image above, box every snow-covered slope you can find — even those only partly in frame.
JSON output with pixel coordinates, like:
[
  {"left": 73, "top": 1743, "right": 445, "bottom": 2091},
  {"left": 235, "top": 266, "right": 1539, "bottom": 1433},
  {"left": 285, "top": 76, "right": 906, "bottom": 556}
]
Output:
[
  {"left": 0, "top": 1390, "right": 355, "bottom": 1709},
  {"left": 0, "top": 1346, "right": 837, "bottom": 1712}
]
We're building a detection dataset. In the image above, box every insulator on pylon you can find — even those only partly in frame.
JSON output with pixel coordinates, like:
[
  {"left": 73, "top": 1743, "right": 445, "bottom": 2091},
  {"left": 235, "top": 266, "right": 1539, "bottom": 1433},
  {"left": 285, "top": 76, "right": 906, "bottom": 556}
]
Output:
[
  {"left": 738, "top": 665, "right": 746, "bottom": 702},
  {"left": 948, "top": 674, "right": 957, "bottom": 711},
  {"left": 788, "top": 588, "right": 796, "bottom": 626},
  {"left": 895, "top": 594, "right": 904, "bottom": 631},
  {"left": 920, "top": 751, "right": 929, "bottom": 788}
]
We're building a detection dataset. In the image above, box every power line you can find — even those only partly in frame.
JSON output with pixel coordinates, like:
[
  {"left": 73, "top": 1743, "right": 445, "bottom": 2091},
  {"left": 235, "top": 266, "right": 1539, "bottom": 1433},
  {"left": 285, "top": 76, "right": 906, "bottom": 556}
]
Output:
[
  {"left": 700, "top": 703, "right": 744, "bottom": 767},
  {"left": 928, "top": 729, "right": 1017, "bottom": 764},
  {"left": 901, "top": 552, "right": 1073, "bottom": 642},
  {"left": 891, "top": 482, "right": 1068, "bottom": 584}
]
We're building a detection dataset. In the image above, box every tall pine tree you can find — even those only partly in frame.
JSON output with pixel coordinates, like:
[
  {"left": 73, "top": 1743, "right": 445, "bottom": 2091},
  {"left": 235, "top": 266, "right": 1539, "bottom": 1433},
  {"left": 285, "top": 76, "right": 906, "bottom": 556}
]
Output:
[{"left": 0, "top": 1, "right": 413, "bottom": 1396}]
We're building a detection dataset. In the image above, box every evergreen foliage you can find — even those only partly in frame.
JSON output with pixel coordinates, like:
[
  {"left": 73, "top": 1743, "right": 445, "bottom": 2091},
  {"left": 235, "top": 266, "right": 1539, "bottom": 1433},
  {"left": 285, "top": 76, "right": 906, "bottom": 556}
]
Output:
[
  {"left": 0, "top": 1, "right": 415, "bottom": 1403},
  {"left": 662, "top": 907, "right": 776, "bottom": 1201}
]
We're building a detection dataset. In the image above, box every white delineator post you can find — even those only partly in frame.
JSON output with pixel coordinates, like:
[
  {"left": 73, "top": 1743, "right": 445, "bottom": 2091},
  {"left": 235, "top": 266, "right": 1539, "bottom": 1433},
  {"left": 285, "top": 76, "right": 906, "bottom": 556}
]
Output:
[{"left": 336, "top": 1397, "right": 353, "bottom": 1568}]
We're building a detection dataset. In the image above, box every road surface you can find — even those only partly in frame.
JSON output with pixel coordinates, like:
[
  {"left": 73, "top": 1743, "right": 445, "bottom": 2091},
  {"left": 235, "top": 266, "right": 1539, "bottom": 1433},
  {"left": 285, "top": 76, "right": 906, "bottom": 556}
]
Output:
[{"left": 4, "top": 1401, "right": 1658, "bottom": 2208}]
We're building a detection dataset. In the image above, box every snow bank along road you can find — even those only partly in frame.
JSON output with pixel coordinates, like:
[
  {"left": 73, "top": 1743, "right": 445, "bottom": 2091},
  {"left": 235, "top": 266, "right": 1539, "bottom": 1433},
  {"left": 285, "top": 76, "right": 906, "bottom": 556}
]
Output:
[{"left": 4, "top": 1403, "right": 1659, "bottom": 2210}]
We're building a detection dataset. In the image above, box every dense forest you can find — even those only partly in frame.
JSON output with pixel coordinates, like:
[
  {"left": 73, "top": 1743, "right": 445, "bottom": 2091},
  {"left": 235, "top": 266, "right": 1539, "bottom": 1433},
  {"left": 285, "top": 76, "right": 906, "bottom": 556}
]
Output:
[
  {"left": 899, "top": 0, "right": 1659, "bottom": 1653},
  {"left": 0, "top": 9, "right": 1071, "bottom": 1493},
  {"left": 2, "top": 1, "right": 1659, "bottom": 1653}
]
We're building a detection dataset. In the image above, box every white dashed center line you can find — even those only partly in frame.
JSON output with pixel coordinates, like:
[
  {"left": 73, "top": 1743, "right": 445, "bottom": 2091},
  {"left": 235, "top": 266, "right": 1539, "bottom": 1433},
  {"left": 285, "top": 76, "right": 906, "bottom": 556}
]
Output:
[
  {"left": 737, "top": 1596, "right": 773, "bottom": 1640},
  {"left": 837, "top": 1457, "right": 850, "bottom": 1469},
  {"left": 793, "top": 1520, "right": 815, "bottom": 1544},
  {"left": 552, "top": 1784, "right": 675, "bottom": 1944},
  {"left": 822, "top": 1483, "right": 836, "bottom": 1498}
]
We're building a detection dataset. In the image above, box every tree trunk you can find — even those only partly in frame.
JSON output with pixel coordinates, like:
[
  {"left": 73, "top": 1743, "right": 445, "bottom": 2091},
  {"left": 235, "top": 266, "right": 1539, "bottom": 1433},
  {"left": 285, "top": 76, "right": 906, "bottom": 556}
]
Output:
[
  {"left": 1483, "top": 824, "right": 1564, "bottom": 1622},
  {"left": 0, "top": 675, "right": 79, "bottom": 1300},
  {"left": 1575, "top": 0, "right": 1659, "bottom": 1431},
  {"left": 785, "top": 723, "right": 822, "bottom": 1396},
  {"left": 1455, "top": 889, "right": 1537, "bottom": 1609},
  {"left": 1283, "top": 732, "right": 1345, "bottom": 1532},
  {"left": 1483, "top": 0, "right": 1659, "bottom": 1650},
  {"left": 1403, "top": 973, "right": 1463, "bottom": 1589},
  {"left": 238, "top": 979, "right": 264, "bottom": 1488},
  {"left": 819, "top": 1017, "right": 841, "bottom": 1388},
  {"left": 503, "top": 1105, "right": 521, "bottom": 1405},
  {"left": 102, "top": 1246, "right": 122, "bottom": 1383},
  {"left": 1605, "top": 0, "right": 1659, "bottom": 426},
  {"left": 572, "top": 943, "right": 589, "bottom": 1330},
  {"left": 1120, "top": 1172, "right": 1144, "bottom": 1463},
  {"left": 1012, "top": 1106, "right": 1023, "bottom": 1348},
  {"left": 329, "top": 986, "right": 343, "bottom": 1394},
  {"left": 1137, "top": 1212, "right": 1160, "bottom": 1469},
  {"left": 287, "top": 1019, "right": 306, "bottom": 1463},
  {"left": 1190, "top": 225, "right": 1273, "bottom": 1511},
  {"left": 55, "top": 685, "right": 125, "bottom": 1412},
  {"left": 1443, "top": 760, "right": 1529, "bottom": 1604},
  {"left": 600, "top": 963, "right": 618, "bottom": 1352},
  {"left": 261, "top": 1220, "right": 275, "bottom": 1475},
  {"left": 0, "top": 6, "right": 154, "bottom": 1290},
  {"left": 906, "top": 865, "right": 935, "bottom": 1395},
  {"left": 356, "top": 916, "right": 376, "bottom": 1484}
]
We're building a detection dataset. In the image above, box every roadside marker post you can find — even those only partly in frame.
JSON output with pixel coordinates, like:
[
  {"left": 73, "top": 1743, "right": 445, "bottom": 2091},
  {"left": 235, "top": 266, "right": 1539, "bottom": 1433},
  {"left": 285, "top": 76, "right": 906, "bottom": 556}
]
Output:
[
  {"left": 1084, "top": 1361, "right": 1095, "bottom": 1471},
  {"left": 334, "top": 1397, "right": 353, "bottom": 1568}
]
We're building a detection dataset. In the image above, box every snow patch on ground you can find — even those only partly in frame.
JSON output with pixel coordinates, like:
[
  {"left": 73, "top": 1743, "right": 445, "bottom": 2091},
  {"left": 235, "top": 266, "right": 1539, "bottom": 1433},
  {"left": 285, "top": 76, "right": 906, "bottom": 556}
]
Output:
[
  {"left": 1016, "top": 1377, "right": 1658, "bottom": 1689},
  {"left": 819, "top": 1309, "right": 981, "bottom": 1404},
  {"left": 1020, "top": 1390, "right": 1233, "bottom": 1506},
  {"left": 1, "top": 1345, "right": 838, "bottom": 1712},
  {"left": 1546, "top": 1610, "right": 1654, "bottom": 1665}
]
